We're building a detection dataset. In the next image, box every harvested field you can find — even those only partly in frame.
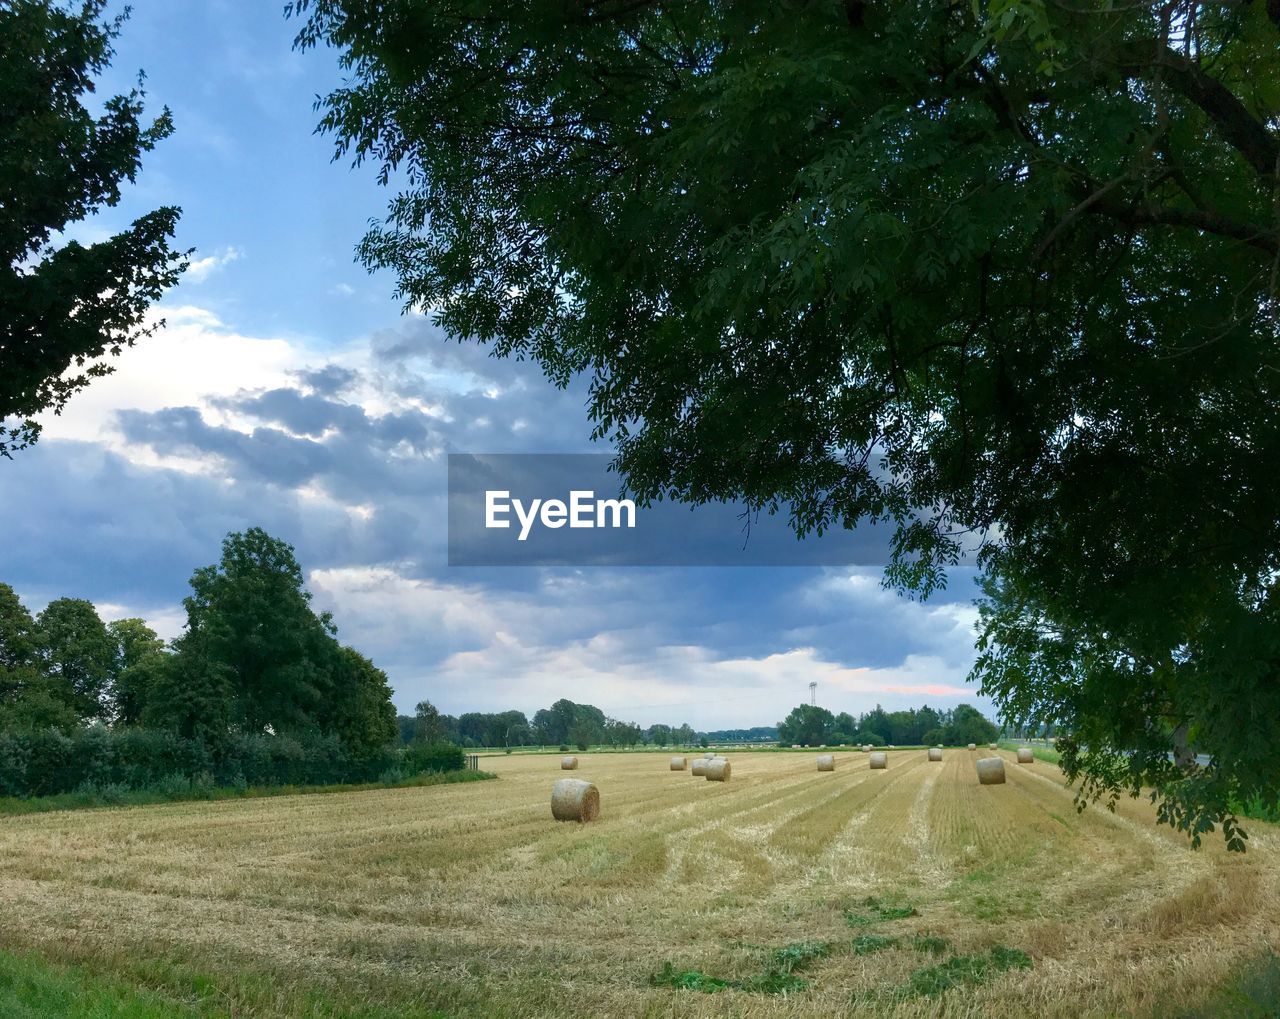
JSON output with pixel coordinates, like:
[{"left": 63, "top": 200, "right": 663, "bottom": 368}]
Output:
[{"left": 0, "top": 749, "right": 1276, "bottom": 1017}]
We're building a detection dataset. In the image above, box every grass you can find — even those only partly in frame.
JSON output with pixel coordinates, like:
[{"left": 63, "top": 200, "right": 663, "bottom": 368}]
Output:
[
  {"left": 0, "top": 768, "right": 494, "bottom": 818},
  {"left": 1171, "top": 951, "right": 1280, "bottom": 1018},
  {"left": 0, "top": 950, "right": 202, "bottom": 1017},
  {"left": 844, "top": 897, "right": 920, "bottom": 926},
  {"left": 0, "top": 749, "right": 1276, "bottom": 1017},
  {"left": 906, "top": 946, "right": 1033, "bottom": 997}
]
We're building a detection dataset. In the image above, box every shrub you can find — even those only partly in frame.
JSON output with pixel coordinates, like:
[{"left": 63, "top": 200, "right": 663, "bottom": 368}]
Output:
[{"left": 405, "top": 742, "right": 465, "bottom": 774}]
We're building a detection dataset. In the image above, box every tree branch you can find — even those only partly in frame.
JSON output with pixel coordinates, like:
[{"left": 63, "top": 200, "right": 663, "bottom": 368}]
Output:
[{"left": 1110, "top": 38, "right": 1279, "bottom": 182}]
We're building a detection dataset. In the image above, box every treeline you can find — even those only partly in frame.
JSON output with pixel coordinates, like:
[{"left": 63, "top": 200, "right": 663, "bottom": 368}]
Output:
[
  {"left": 401, "top": 698, "right": 658, "bottom": 750},
  {"left": 702, "top": 726, "right": 779, "bottom": 743},
  {"left": 777, "top": 703, "right": 999, "bottom": 747},
  {"left": 0, "top": 528, "right": 459, "bottom": 799}
]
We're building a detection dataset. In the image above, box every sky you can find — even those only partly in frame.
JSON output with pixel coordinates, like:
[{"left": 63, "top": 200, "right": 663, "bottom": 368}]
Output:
[{"left": 0, "top": 1, "right": 995, "bottom": 730}]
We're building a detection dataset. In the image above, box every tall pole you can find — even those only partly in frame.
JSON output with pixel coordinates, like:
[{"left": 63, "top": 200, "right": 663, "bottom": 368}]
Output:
[{"left": 809, "top": 681, "right": 817, "bottom": 706}]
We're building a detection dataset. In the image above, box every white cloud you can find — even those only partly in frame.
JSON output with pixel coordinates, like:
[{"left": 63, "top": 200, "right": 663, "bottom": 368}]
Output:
[{"left": 185, "top": 246, "right": 242, "bottom": 282}]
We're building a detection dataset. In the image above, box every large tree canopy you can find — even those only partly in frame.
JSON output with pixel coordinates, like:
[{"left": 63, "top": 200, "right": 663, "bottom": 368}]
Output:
[
  {"left": 0, "top": 0, "right": 186, "bottom": 457},
  {"left": 293, "top": 0, "right": 1280, "bottom": 847}
]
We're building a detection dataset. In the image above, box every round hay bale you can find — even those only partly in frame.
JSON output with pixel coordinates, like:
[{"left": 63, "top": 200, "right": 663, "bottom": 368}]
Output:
[
  {"left": 1017, "top": 747, "right": 1034, "bottom": 764},
  {"left": 869, "top": 751, "right": 888, "bottom": 769},
  {"left": 888, "top": 744, "right": 896, "bottom": 750},
  {"left": 976, "top": 757, "right": 1006, "bottom": 785},
  {"left": 816, "top": 754, "right": 835, "bottom": 771},
  {"left": 967, "top": 743, "right": 977, "bottom": 751},
  {"left": 669, "top": 756, "right": 687, "bottom": 771},
  {"left": 928, "top": 747, "right": 942, "bottom": 762},
  {"left": 705, "top": 758, "right": 731, "bottom": 782},
  {"left": 989, "top": 742, "right": 998, "bottom": 750},
  {"left": 551, "top": 778, "right": 600, "bottom": 821},
  {"left": 560, "top": 755, "right": 578, "bottom": 770},
  {"left": 704, "top": 751, "right": 715, "bottom": 759},
  {"left": 690, "top": 758, "right": 709, "bottom": 776},
  {"left": 862, "top": 744, "right": 872, "bottom": 753}
]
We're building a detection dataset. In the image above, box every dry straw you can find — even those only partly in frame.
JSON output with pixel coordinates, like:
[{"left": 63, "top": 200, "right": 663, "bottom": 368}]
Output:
[
  {"left": 928, "top": 748, "right": 942, "bottom": 762},
  {"left": 690, "top": 758, "right": 709, "bottom": 776},
  {"left": 862, "top": 744, "right": 871, "bottom": 752},
  {"left": 968, "top": 743, "right": 977, "bottom": 751},
  {"left": 705, "top": 759, "right": 731, "bottom": 782},
  {"left": 704, "top": 751, "right": 716, "bottom": 759},
  {"left": 560, "top": 756, "right": 578, "bottom": 770},
  {"left": 1017, "top": 748, "right": 1034, "bottom": 764},
  {"left": 976, "top": 757, "right": 1006, "bottom": 785},
  {"left": 870, "top": 752, "right": 887, "bottom": 769},
  {"left": 551, "top": 778, "right": 600, "bottom": 822},
  {"left": 816, "top": 754, "right": 835, "bottom": 771},
  {"left": 989, "top": 742, "right": 998, "bottom": 750},
  {"left": 669, "top": 756, "right": 687, "bottom": 771}
]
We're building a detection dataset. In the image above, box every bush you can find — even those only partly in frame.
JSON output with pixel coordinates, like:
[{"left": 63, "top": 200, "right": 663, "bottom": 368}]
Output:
[
  {"left": 405, "top": 742, "right": 465, "bottom": 774},
  {"left": 851, "top": 731, "right": 886, "bottom": 746}
]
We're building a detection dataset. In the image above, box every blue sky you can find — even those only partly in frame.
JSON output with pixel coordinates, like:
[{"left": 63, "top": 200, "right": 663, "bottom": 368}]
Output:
[{"left": 0, "top": 2, "right": 995, "bottom": 730}]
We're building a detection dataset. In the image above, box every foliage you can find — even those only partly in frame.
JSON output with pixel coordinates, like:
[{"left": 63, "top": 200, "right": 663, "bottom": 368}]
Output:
[
  {"left": 404, "top": 741, "right": 465, "bottom": 774},
  {"left": 35, "top": 598, "right": 114, "bottom": 719},
  {"left": 777, "top": 705, "right": 835, "bottom": 747},
  {"left": 0, "top": 0, "right": 186, "bottom": 457},
  {"left": 292, "top": 0, "right": 1280, "bottom": 847},
  {"left": 0, "top": 766, "right": 493, "bottom": 819},
  {"left": 781, "top": 703, "right": 997, "bottom": 747},
  {"left": 650, "top": 941, "right": 828, "bottom": 996}
]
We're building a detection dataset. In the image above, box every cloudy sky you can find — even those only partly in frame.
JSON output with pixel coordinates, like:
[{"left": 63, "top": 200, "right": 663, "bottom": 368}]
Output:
[{"left": 1, "top": 1, "right": 994, "bottom": 730}]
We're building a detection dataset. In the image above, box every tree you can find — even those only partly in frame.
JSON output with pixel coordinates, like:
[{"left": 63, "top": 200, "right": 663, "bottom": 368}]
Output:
[
  {"left": 143, "top": 629, "right": 232, "bottom": 742},
  {"left": 36, "top": 597, "right": 113, "bottom": 719},
  {"left": 323, "top": 645, "right": 397, "bottom": 762},
  {"left": 1, "top": 0, "right": 187, "bottom": 457},
  {"left": 0, "top": 582, "right": 40, "bottom": 705},
  {"left": 412, "top": 699, "right": 445, "bottom": 745},
  {"left": 181, "top": 527, "right": 337, "bottom": 735},
  {"left": 293, "top": 2, "right": 1280, "bottom": 847},
  {"left": 943, "top": 704, "right": 1000, "bottom": 748},
  {"left": 107, "top": 617, "right": 166, "bottom": 726},
  {"left": 777, "top": 705, "right": 835, "bottom": 748}
]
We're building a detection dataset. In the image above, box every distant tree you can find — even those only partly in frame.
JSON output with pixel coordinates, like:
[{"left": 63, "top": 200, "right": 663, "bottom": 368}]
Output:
[
  {"left": 106, "top": 617, "right": 165, "bottom": 725},
  {"left": 859, "top": 706, "right": 891, "bottom": 744},
  {"left": 412, "top": 699, "right": 445, "bottom": 744},
  {"left": 943, "top": 704, "right": 1000, "bottom": 747},
  {"left": 647, "top": 723, "right": 673, "bottom": 747},
  {"left": 36, "top": 597, "right": 113, "bottom": 719},
  {"left": 1, "top": 0, "right": 186, "bottom": 458},
  {"left": 569, "top": 717, "right": 595, "bottom": 752},
  {"left": 850, "top": 730, "right": 886, "bottom": 747},
  {"left": 778, "top": 704, "right": 836, "bottom": 747},
  {"left": 675, "top": 723, "right": 695, "bottom": 746}
]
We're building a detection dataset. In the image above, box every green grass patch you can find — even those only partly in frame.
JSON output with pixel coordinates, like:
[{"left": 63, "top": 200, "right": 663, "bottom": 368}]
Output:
[
  {"left": 769, "top": 941, "right": 830, "bottom": 973},
  {"left": 650, "top": 965, "right": 734, "bottom": 993},
  {"left": 651, "top": 940, "right": 829, "bottom": 996},
  {"left": 0, "top": 949, "right": 205, "bottom": 1017},
  {"left": 852, "top": 934, "right": 899, "bottom": 955},
  {"left": 844, "top": 896, "right": 919, "bottom": 927},
  {"left": 0, "top": 768, "right": 495, "bottom": 818},
  {"left": 906, "top": 945, "right": 1032, "bottom": 997}
]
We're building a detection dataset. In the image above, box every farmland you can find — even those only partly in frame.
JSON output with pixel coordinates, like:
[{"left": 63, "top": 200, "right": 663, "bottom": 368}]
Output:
[{"left": 0, "top": 750, "right": 1276, "bottom": 1017}]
